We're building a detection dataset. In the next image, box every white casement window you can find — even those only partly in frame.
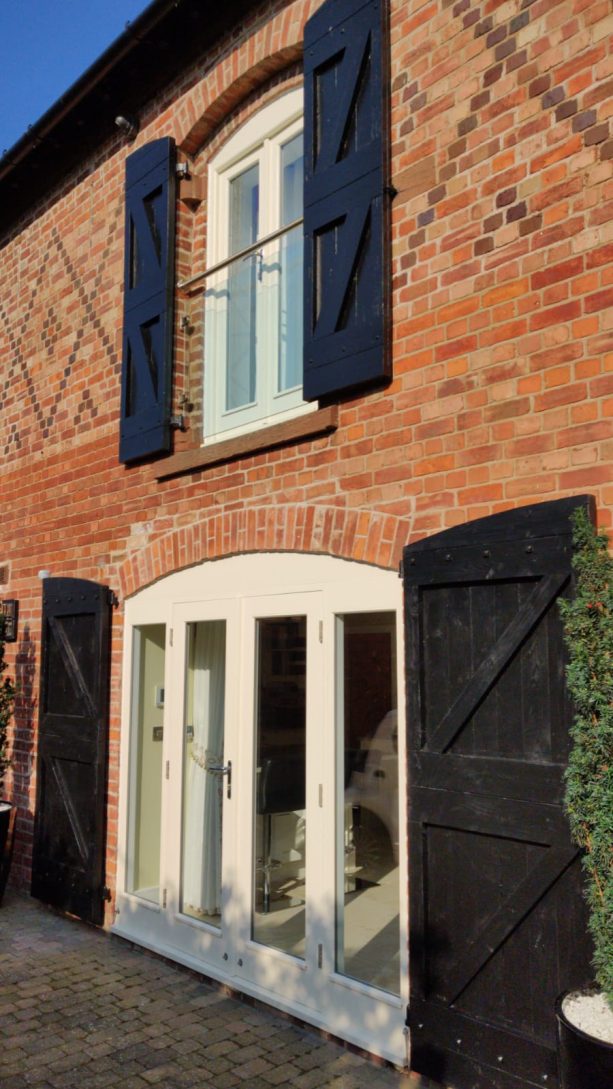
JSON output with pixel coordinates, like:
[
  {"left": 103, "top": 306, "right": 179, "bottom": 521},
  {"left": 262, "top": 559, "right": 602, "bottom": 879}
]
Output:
[{"left": 204, "top": 89, "right": 312, "bottom": 441}]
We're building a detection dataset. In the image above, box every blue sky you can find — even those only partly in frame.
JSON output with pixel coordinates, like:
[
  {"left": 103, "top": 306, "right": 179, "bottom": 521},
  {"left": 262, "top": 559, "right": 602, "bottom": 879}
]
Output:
[{"left": 0, "top": 0, "right": 153, "bottom": 155}]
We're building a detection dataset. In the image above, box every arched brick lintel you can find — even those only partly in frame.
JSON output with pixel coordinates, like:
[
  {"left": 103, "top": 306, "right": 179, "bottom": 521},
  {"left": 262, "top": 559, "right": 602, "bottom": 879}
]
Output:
[
  {"left": 174, "top": 0, "right": 322, "bottom": 156},
  {"left": 177, "top": 43, "right": 304, "bottom": 156},
  {"left": 118, "top": 505, "right": 412, "bottom": 600}
]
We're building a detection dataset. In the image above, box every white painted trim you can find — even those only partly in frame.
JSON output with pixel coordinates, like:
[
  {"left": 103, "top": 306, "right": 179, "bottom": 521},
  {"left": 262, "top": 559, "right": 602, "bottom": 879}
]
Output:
[{"left": 115, "top": 553, "right": 407, "bottom": 1065}]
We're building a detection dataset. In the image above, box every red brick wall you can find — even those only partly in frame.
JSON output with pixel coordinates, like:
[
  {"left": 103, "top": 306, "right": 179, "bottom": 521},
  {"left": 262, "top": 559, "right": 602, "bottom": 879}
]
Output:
[{"left": 1, "top": 0, "right": 611, "bottom": 894}]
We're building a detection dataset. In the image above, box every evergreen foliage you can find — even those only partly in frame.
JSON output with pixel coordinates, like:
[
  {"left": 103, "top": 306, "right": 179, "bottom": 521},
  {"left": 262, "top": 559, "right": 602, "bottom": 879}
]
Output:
[
  {"left": 0, "top": 618, "right": 15, "bottom": 793},
  {"left": 559, "top": 507, "right": 613, "bottom": 1007}
]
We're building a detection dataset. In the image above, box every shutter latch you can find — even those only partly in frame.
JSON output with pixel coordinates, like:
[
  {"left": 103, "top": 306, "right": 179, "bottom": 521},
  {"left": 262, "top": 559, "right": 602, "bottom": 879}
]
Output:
[{"left": 169, "top": 415, "right": 186, "bottom": 432}]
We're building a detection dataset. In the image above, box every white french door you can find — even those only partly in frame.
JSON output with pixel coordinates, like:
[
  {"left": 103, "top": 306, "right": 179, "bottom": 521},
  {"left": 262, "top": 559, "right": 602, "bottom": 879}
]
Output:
[{"left": 115, "top": 555, "right": 407, "bottom": 1064}]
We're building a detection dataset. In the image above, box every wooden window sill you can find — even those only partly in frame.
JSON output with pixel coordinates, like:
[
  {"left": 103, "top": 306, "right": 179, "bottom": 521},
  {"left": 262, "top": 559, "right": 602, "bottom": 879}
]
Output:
[{"left": 155, "top": 406, "right": 338, "bottom": 480}]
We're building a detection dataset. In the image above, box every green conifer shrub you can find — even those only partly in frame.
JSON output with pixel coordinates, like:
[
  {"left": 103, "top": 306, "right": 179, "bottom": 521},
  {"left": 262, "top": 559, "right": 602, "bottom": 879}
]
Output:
[{"left": 559, "top": 507, "right": 613, "bottom": 1007}]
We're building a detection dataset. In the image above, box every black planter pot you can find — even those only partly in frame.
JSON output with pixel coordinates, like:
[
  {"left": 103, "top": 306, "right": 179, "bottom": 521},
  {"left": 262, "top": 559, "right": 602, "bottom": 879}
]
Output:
[
  {"left": 0, "top": 801, "right": 14, "bottom": 904},
  {"left": 556, "top": 991, "right": 613, "bottom": 1089}
]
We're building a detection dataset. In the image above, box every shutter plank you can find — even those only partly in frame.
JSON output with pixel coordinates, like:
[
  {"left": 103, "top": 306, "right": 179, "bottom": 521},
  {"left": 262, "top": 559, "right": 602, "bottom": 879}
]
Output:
[
  {"left": 303, "top": 0, "right": 389, "bottom": 401},
  {"left": 120, "top": 137, "right": 176, "bottom": 463}
]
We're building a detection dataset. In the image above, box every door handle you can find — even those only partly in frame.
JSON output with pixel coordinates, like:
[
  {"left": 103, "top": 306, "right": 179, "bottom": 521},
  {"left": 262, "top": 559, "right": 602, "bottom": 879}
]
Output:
[{"left": 208, "top": 760, "right": 232, "bottom": 799}]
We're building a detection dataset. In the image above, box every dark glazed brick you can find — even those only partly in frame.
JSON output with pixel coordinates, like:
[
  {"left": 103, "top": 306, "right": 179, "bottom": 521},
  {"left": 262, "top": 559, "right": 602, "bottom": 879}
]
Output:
[
  {"left": 392, "top": 73, "right": 407, "bottom": 92},
  {"left": 418, "top": 208, "right": 435, "bottom": 227},
  {"left": 572, "top": 110, "right": 597, "bottom": 132},
  {"left": 584, "top": 124, "right": 609, "bottom": 146},
  {"left": 484, "top": 213, "right": 503, "bottom": 232},
  {"left": 529, "top": 74, "right": 551, "bottom": 97},
  {"left": 409, "top": 229, "right": 425, "bottom": 250},
  {"left": 464, "top": 10, "right": 480, "bottom": 28},
  {"left": 440, "top": 162, "right": 457, "bottom": 182},
  {"left": 496, "top": 187, "right": 517, "bottom": 208},
  {"left": 401, "top": 251, "right": 417, "bottom": 269},
  {"left": 449, "top": 137, "right": 467, "bottom": 159},
  {"left": 475, "top": 237, "right": 494, "bottom": 255},
  {"left": 495, "top": 38, "right": 516, "bottom": 61},
  {"left": 453, "top": 0, "right": 470, "bottom": 15},
  {"left": 507, "top": 49, "right": 527, "bottom": 73},
  {"left": 486, "top": 26, "right": 506, "bottom": 48},
  {"left": 507, "top": 201, "right": 527, "bottom": 223},
  {"left": 428, "top": 185, "right": 446, "bottom": 205},
  {"left": 542, "top": 87, "right": 564, "bottom": 109},
  {"left": 556, "top": 99, "right": 578, "bottom": 121},
  {"left": 484, "top": 64, "right": 503, "bottom": 87},
  {"left": 458, "top": 114, "right": 478, "bottom": 136},
  {"left": 510, "top": 11, "right": 530, "bottom": 33},
  {"left": 410, "top": 92, "right": 427, "bottom": 113},
  {"left": 519, "top": 213, "right": 543, "bottom": 236},
  {"left": 601, "top": 140, "right": 613, "bottom": 161},
  {"left": 471, "top": 91, "right": 490, "bottom": 111},
  {"left": 399, "top": 117, "right": 415, "bottom": 137},
  {"left": 475, "top": 17, "right": 493, "bottom": 37}
]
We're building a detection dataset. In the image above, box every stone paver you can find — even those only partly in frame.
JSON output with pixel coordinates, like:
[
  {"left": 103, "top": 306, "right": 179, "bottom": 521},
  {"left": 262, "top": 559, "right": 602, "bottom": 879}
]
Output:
[{"left": 0, "top": 891, "right": 440, "bottom": 1089}]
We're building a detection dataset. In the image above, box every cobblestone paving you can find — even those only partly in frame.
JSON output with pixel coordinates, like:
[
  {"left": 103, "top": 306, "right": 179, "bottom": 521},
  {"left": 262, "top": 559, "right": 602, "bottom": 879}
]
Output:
[{"left": 0, "top": 891, "right": 440, "bottom": 1089}]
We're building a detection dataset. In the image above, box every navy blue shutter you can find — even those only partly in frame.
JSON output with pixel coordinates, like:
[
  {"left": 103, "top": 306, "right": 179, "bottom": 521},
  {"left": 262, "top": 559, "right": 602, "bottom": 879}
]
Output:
[
  {"left": 303, "top": 0, "right": 389, "bottom": 401},
  {"left": 120, "top": 138, "right": 176, "bottom": 463}
]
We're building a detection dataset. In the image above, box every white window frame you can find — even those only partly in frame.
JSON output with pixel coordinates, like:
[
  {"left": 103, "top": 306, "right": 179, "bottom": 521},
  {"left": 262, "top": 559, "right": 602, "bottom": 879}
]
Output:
[{"left": 204, "top": 88, "right": 315, "bottom": 443}]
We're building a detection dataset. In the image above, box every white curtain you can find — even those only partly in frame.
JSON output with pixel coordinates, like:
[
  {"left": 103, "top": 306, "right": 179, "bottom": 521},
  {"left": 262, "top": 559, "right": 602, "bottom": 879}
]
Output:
[{"left": 183, "top": 621, "right": 226, "bottom": 916}]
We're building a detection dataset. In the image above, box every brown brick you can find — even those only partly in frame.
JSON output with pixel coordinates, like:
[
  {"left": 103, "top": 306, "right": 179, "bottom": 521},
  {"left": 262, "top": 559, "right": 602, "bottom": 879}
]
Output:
[
  {"left": 529, "top": 74, "right": 551, "bottom": 97},
  {"left": 458, "top": 114, "right": 478, "bottom": 136},
  {"left": 484, "top": 64, "right": 503, "bottom": 87},
  {"left": 486, "top": 26, "right": 506, "bottom": 48},
  {"left": 542, "top": 87, "right": 565, "bottom": 109},
  {"left": 474, "top": 237, "right": 494, "bottom": 255},
  {"left": 484, "top": 213, "right": 503, "bottom": 232},
  {"left": 556, "top": 99, "right": 578, "bottom": 121},
  {"left": 584, "top": 124, "right": 609, "bottom": 146},
  {"left": 471, "top": 90, "right": 490, "bottom": 111},
  {"left": 601, "top": 140, "right": 613, "bottom": 161},
  {"left": 519, "top": 214, "right": 543, "bottom": 236},
  {"left": 507, "top": 201, "right": 527, "bottom": 222},
  {"left": 496, "top": 38, "right": 516, "bottom": 62},
  {"left": 572, "top": 109, "right": 597, "bottom": 132},
  {"left": 497, "top": 188, "right": 517, "bottom": 207}
]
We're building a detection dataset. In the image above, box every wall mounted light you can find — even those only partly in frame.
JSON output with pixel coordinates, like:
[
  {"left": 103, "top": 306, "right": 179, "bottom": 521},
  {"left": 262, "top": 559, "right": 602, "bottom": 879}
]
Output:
[
  {"left": 0, "top": 600, "right": 18, "bottom": 642},
  {"left": 115, "top": 114, "right": 139, "bottom": 140}
]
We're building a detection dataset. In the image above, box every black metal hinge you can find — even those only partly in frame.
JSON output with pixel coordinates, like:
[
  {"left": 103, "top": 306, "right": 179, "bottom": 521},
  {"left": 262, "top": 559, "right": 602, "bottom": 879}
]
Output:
[
  {"left": 107, "top": 589, "right": 119, "bottom": 608},
  {"left": 101, "top": 886, "right": 112, "bottom": 902}
]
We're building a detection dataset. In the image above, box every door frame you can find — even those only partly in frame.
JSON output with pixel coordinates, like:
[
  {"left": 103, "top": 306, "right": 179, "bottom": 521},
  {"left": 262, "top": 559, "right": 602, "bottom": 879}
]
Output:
[{"left": 114, "top": 552, "right": 407, "bottom": 1064}]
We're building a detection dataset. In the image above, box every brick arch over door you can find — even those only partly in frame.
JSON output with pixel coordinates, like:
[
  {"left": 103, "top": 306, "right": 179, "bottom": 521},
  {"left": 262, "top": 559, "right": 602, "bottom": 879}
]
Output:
[{"left": 118, "top": 504, "right": 411, "bottom": 599}]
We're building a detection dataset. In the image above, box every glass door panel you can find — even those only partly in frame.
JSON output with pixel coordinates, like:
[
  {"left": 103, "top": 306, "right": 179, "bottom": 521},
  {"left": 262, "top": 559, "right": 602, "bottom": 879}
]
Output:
[
  {"left": 126, "top": 623, "right": 166, "bottom": 904},
  {"left": 252, "top": 616, "right": 306, "bottom": 958},
  {"left": 335, "top": 612, "right": 400, "bottom": 994},
  {"left": 181, "top": 620, "right": 227, "bottom": 927}
]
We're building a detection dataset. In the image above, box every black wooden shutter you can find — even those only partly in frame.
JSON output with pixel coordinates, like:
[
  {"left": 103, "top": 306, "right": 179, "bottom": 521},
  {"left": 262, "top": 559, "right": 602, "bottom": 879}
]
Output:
[
  {"left": 403, "top": 497, "right": 594, "bottom": 1089},
  {"left": 120, "top": 138, "right": 176, "bottom": 463},
  {"left": 303, "top": 0, "right": 389, "bottom": 401},
  {"left": 31, "top": 579, "right": 111, "bottom": 925}
]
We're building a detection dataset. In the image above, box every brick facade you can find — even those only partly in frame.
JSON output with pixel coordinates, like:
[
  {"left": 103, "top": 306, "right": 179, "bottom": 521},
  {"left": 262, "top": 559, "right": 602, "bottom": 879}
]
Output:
[{"left": 1, "top": 0, "right": 611, "bottom": 903}]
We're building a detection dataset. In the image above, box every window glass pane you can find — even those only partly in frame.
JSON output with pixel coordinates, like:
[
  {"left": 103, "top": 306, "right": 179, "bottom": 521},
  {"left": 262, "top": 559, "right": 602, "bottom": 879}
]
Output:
[
  {"left": 229, "top": 164, "right": 259, "bottom": 253},
  {"left": 277, "top": 226, "right": 303, "bottom": 393},
  {"left": 127, "top": 624, "right": 165, "bottom": 904},
  {"left": 181, "top": 621, "right": 227, "bottom": 927},
  {"left": 336, "top": 612, "right": 400, "bottom": 994},
  {"left": 281, "top": 132, "right": 303, "bottom": 225},
  {"left": 252, "top": 616, "right": 306, "bottom": 959},
  {"left": 225, "top": 258, "right": 257, "bottom": 411}
]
